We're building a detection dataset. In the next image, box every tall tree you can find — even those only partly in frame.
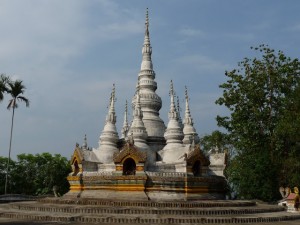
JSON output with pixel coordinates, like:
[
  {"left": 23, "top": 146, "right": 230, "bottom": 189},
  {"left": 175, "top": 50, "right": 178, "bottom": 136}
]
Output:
[
  {"left": 4, "top": 80, "right": 29, "bottom": 194},
  {"left": 216, "top": 45, "right": 300, "bottom": 201}
]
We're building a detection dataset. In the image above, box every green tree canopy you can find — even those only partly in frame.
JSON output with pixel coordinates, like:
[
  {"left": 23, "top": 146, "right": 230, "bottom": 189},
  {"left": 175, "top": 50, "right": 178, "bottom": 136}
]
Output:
[
  {"left": 200, "top": 130, "right": 235, "bottom": 157},
  {"left": 1, "top": 153, "right": 71, "bottom": 196},
  {"left": 216, "top": 45, "right": 300, "bottom": 201}
]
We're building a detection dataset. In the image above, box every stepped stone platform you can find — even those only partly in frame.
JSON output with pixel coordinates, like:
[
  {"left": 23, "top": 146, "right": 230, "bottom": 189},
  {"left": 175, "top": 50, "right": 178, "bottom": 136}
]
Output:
[{"left": 1, "top": 197, "right": 300, "bottom": 224}]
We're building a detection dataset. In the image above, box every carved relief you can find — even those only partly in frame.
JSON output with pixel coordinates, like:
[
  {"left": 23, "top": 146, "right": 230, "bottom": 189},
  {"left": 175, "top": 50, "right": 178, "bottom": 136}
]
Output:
[{"left": 113, "top": 144, "right": 147, "bottom": 164}]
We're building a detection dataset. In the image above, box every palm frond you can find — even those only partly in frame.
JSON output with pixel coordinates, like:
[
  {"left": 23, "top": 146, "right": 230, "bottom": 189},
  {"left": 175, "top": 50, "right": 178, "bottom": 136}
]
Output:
[
  {"left": 0, "top": 74, "right": 10, "bottom": 101},
  {"left": 7, "top": 80, "right": 26, "bottom": 98},
  {"left": 17, "top": 96, "right": 30, "bottom": 107},
  {"left": 0, "top": 74, "right": 10, "bottom": 84},
  {"left": 6, "top": 79, "right": 29, "bottom": 109}
]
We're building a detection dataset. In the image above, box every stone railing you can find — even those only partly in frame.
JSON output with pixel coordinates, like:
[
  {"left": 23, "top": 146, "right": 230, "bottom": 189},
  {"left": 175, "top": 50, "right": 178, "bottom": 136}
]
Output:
[
  {"left": 82, "top": 171, "right": 113, "bottom": 176},
  {"left": 145, "top": 172, "right": 186, "bottom": 177}
]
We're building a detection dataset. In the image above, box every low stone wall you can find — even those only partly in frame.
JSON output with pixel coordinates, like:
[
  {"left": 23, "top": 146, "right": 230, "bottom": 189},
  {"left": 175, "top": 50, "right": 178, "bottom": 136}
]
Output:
[{"left": 0, "top": 194, "right": 37, "bottom": 203}]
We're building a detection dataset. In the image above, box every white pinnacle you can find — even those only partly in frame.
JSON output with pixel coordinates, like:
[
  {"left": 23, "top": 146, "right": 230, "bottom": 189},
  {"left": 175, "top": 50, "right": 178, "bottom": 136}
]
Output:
[
  {"left": 96, "top": 84, "right": 119, "bottom": 164},
  {"left": 164, "top": 80, "right": 183, "bottom": 144},
  {"left": 183, "top": 86, "right": 199, "bottom": 144},
  {"left": 129, "top": 83, "right": 148, "bottom": 144},
  {"left": 121, "top": 100, "right": 129, "bottom": 139}
]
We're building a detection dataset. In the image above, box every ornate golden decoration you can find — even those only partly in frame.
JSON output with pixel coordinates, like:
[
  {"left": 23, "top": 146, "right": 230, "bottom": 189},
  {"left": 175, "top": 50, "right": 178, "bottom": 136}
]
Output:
[
  {"left": 71, "top": 147, "right": 84, "bottom": 165},
  {"left": 113, "top": 143, "right": 147, "bottom": 164},
  {"left": 67, "top": 176, "right": 81, "bottom": 181},
  {"left": 115, "top": 166, "right": 122, "bottom": 171},
  {"left": 136, "top": 166, "right": 144, "bottom": 171}
]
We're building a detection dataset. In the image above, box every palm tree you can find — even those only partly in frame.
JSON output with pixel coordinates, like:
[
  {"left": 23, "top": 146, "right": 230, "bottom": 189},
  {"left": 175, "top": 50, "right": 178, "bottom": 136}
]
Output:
[
  {"left": 4, "top": 79, "right": 29, "bottom": 194},
  {"left": 0, "top": 74, "right": 10, "bottom": 102}
]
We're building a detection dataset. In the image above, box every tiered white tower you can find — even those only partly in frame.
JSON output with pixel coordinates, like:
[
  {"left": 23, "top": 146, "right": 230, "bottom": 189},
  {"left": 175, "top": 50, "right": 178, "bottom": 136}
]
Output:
[{"left": 132, "top": 9, "right": 166, "bottom": 148}]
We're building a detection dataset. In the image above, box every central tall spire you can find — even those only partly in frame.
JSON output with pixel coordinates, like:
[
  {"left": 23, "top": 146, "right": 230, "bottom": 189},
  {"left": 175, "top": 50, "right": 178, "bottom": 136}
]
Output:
[
  {"left": 132, "top": 8, "right": 165, "bottom": 142},
  {"left": 141, "top": 9, "right": 153, "bottom": 70}
]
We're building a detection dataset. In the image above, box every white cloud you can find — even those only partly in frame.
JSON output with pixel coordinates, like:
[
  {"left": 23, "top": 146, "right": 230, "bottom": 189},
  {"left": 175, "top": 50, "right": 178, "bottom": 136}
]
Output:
[
  {"left": 178, "top": 27, "right": 206, "bottom": 38},
  {"left": 286, "top": 23, "right": 300, "bottom": 32},
  {"left": 175, "top": 54, "right": 229, "bottom": 73},
  {"left": 94, "top": 20, "right": 142, "bottom": 41},
  {"left": 223, "top": 32, "right": 255, "bottom": 42}
]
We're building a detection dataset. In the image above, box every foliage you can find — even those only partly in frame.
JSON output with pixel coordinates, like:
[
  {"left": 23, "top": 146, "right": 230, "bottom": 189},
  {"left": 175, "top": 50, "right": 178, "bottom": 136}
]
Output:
[
  {"left": 0, "top": 156, "right": 10, "bottom": 194},
  {"left": 225, "top": 150, "right": 280, "bottom": 200},
  {"left": 0, "top": 74, "right": 10, "bottom": 102},
  {"left": 216, "top": 45, "right": 300, "bottom": 201},
  {"left": 1, "top": 153, "right": 71, "bottom": 196},
  {"left": 200, "top": 130, "right": 235, "bottom": 157}
]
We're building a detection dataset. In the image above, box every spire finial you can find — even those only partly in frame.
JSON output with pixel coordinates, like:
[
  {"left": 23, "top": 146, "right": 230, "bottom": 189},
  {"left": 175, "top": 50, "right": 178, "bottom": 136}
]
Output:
[
  {"left": 121, "top": 100, "right": 129, "bottom": 139},
  {"left": 82, "top": 134, "right": 88, "bottom": 150},
  {"left": 185, "top": 85, "right": 188, "bottom": 100},
  {"left": 170, "top": 80, "right": 175, "bottom": 111},
  {"left": 108, "top": 83, "right": 116, "bottom": 108},
  {"left": 106, "top": 83, "right": 117, "bottom": 124},
  {"left": 177, "top": 96, "right": 181, "bottom": 113},
  {"left": 168, "top": 80, "right": 178, "bottom": 119},
  {"left": 111, "top": 83, "right": 115, "bottom": 102},
  {"left": 177, "top": 95, "right": 183, "bottom": 129},
  {"left": 145, "top": 8, "right": 149, "bottom": 36},
  {"left": 185, "top": 85, "right": 191, "bottom": 115},
  {"left": 141, "top": 7, "right": 153, "bottom": 70},
  {"left": 169, "top": 80, "right": 174, "bottom": 97}
]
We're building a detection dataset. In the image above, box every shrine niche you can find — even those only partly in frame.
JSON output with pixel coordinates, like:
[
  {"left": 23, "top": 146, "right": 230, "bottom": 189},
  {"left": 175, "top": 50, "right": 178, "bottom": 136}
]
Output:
[
  {"left": 70, "top": 144, "right": 84, "bottom": 175},
  {"left": 192, "top": 160, "right": 201, "bottom": 176},
  {"left": 186, "top": 145, "right": 210, "bottom": 177},
  {"left": 123, "top": 158, "right": 136, "bottom": 175},
  {"left": 113, "top": 143, "right": 147, "bottom": 174}
]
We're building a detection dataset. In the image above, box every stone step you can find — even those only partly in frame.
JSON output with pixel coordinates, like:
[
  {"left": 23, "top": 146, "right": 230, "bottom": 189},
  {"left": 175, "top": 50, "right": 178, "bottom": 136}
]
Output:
[
  {"left": 1, "top": 209, "right": 300, "bottom": 224},
  {"left": 1, "top": 198, "right": 300, "bottom": 224},
  {"left": 8, "top": 201, "right": 284, "bottom": 216},
  {"left": 39, "top": 197, "right": 256, "bottom": 208}
]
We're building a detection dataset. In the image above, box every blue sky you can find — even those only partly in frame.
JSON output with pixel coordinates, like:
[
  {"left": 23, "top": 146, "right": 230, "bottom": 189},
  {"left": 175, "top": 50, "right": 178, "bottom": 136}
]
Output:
[{"left": 0, "top": 0, "right": 299, "bottom": 159}]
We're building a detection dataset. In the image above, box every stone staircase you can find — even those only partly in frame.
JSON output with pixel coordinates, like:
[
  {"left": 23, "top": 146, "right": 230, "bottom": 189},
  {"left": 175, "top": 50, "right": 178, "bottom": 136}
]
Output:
[{"left": 1, "top": 197, "right": 300, "bottom": 224}]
